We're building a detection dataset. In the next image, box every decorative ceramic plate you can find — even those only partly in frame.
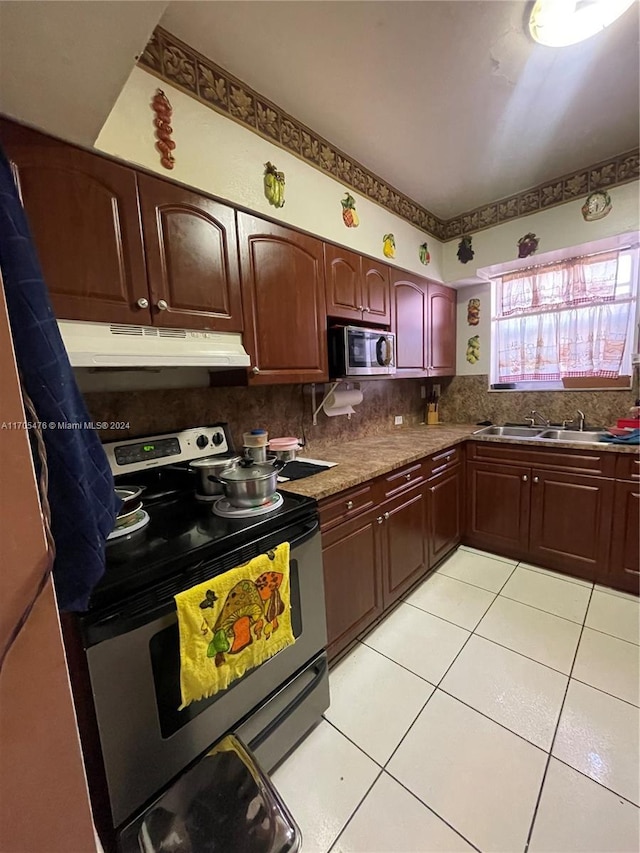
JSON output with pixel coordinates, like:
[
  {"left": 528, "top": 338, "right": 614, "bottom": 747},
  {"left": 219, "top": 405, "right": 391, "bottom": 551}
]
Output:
[{"left": 581, "top": 190, "right": 612, "bottom": 221}]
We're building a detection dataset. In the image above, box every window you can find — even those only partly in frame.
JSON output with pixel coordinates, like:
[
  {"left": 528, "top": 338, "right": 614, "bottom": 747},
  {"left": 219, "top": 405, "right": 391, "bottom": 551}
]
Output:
[{"left": 490, "top": 249, "right": 638, "bottom": 390}]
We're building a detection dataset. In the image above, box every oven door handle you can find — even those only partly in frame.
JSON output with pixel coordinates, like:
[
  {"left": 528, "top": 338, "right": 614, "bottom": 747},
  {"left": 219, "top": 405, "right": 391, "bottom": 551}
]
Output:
[{"left": 288, "top": 518, "right": 319, "bottom": 550}]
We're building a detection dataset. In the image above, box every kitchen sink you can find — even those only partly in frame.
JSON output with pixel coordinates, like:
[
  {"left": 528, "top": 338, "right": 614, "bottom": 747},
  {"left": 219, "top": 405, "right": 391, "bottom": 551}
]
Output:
[
  {"left": 473, "top": 425, "right": 546, "bottom": 437},
  {"left": 537, "top": 429, "right": 607, "bottom": 443}
]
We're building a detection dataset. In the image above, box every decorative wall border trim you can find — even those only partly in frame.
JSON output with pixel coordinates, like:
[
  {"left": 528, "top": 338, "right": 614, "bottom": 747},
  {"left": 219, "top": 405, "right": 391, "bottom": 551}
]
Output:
[{"left": 139, "top": 27, "right": 639, "bottom": 243}]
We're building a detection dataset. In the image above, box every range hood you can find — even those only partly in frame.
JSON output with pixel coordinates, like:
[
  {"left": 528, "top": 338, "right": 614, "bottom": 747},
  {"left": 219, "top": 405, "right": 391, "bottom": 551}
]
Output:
[{"left": 58, "top": 320, "right": 251, "bottom": 368}]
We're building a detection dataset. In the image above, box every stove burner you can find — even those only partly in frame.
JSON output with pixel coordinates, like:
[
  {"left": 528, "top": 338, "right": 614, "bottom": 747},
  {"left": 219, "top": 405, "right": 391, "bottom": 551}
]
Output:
[
  {"left": 107, "top": 509, "right": 150, "bottom": 540},
  {"left": 211, "top": 493, "right": 284, "bottom": 518},
  {"left": 194, "top": 492, "right": 220, "bottom": 503}
]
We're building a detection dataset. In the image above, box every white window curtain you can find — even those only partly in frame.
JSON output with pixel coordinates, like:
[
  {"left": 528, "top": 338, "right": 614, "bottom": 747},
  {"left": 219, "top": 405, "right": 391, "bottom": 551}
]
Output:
[{"left": 496, "top": 251, "right": 631, "bottom": 382}]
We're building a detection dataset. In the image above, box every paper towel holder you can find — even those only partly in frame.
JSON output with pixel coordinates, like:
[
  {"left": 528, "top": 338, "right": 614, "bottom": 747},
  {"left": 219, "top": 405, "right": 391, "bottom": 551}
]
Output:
[{"left": 311, "top": 380, "right": 365, "bottom": 426}]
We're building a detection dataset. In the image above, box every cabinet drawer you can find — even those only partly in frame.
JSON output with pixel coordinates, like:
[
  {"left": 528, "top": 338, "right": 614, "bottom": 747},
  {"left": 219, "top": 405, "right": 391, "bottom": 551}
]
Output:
[
  {"left": 319, "top": 483, "right": 375, "bottom": 531},
  {"left": 615, "top": 453, "right": 640, "bottom": 481},
  {"left": 427, "top": 445, "right": 461, "bottom": 477},
  {"left": 382, "top": 461, "right": 425, "bottom": 498},
  {"left": 468, "top": 440, "right": 616, "bottom": 477}
]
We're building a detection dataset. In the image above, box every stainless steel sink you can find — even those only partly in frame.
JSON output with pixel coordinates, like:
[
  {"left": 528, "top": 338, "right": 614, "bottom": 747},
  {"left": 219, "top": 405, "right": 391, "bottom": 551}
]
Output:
[
  {"left": 537, "top": 429, "right": 607, "bottom": 444},
  {"left": 473, "top": 425, "right": 546, "bottom": 437}
]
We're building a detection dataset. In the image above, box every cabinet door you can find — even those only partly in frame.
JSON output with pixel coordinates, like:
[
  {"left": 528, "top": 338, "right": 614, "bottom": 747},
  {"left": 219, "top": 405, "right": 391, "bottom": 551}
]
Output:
[
  {"left": 466, "top": 462, "right": 530, "bottom": 559},
  {"left": 607, "top": 480, "right": 640, "bottom": 595},
  {"left": 238, "top": 213, "right": 328, "bottom": 384},
  {"left": 362, "top": 258, "right": 390, "bottom": 324},
  {"left": 324, "top": 244, "right": 362, "bottom": 322},
  {"left": 427, "top": 282, "right": 456, "bottom": 376},
  {"left": 529, "top": 470, "right": 614, "bottom": 583},
  {"left": 381, "top": 485, "right": 428, "bottom": 607},
  {"left": 0, "top": 118, "right": 148, "bottom": 324},
  {"left": 427, "top": 465, "right": 462, "bottom": 568},
  {"left": 137, "top": 175, "right": 243, "bottom": 332},
  {"left": 391, "top": 271, "right": 428, "bottom": 375},
  {"left": 321, "top": 511, "right": 384, "bottom": 660}
]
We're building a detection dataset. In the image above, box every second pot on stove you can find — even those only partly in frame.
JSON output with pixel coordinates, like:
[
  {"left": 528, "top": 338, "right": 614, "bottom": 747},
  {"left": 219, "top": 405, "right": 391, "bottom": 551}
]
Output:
[
  {"left": 211, "top": 459, "right": 284, "bottom": 508},
  {"left": 189, "top": 455, "right": 241, "bottom": 496}
]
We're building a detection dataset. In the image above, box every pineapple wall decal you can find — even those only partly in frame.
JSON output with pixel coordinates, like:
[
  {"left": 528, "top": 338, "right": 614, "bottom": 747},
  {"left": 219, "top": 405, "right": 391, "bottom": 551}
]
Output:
[{"left": 341, "top": 193, "right": 360, "bottom": 227}]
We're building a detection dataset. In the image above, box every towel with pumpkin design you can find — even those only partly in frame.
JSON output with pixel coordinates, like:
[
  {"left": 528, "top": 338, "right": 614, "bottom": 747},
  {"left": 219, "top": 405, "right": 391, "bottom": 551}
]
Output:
[{"left": 174, "top": 542, "right": 294, "bottom": 707}]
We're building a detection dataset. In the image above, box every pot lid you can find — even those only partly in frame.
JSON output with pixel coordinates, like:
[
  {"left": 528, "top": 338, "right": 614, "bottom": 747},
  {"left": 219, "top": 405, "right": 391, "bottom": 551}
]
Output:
[
  {"left": 189, "top": 455, "right": 240, "bottom": 470},
  {"left": 216, "top": 461, "right": 277, "bottom": 481}
]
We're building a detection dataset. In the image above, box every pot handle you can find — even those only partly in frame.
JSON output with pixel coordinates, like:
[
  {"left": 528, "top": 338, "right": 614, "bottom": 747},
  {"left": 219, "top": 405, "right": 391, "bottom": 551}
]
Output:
[
  {"left": 271, "top": 458, "right": 286, "bottom": 471},
  {"left": 207, "top": 475, "right": 226, "bottom": 485}
]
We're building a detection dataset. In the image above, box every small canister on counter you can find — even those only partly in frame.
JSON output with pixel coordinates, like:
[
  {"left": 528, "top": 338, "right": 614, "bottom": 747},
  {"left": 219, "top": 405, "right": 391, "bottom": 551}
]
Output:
[
  {"left": 243, "top": 429, "right": 268, "bottom": 463},
  {"left": 268, "top": 437, "right": 301, "bottom": 463}
]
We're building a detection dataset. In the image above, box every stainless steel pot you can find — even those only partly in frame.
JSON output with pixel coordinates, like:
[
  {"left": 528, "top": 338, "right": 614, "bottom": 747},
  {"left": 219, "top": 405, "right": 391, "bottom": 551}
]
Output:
[
  {"left": 189, "top": 455, "right": 241, "bottom": 496},
  {"left": 211, "top": 459, "right": 284, "bottom": 508}
]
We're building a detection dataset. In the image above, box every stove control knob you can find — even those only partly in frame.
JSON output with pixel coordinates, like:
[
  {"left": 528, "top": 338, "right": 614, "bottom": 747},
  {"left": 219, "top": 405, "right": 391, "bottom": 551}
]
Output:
[
  {"left": 211, "top": 433, "right": 224, "bottom": 446},
  {"left": 196, "top": 435, "right": 209, "bottom": 449}
]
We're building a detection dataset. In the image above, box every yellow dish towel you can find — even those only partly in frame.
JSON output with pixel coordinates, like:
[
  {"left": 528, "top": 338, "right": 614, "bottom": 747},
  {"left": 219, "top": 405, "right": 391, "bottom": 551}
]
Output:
[{"left": 175, "top": 542, "right": 294, "bottom": 708}]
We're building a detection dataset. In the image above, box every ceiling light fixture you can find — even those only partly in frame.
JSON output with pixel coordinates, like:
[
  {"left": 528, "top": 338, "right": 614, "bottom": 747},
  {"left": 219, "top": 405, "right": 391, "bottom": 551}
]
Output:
[{"left": 528, "top": 0, "right": 636, "bottom": 47}]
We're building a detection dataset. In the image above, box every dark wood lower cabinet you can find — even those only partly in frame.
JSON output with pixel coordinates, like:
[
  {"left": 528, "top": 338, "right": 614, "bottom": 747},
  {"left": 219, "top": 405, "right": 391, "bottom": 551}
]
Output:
[
  {"left": 607, "top": 479, "right": 640, "bottom": 594},
  {"left": 427, "top": 465, "right": 462, "bottom": 567},
  {"left": 529, "top": 470, "right": 614, "bottom": 582},
  {"left": 466, "top": 461, "right": 530, "bottom": 558},
  {"left": 321, "top": 509, "right": 384, "bottom": 660},
  {"left": 380, "top": 485, "right": 428, "bottom": 607}
]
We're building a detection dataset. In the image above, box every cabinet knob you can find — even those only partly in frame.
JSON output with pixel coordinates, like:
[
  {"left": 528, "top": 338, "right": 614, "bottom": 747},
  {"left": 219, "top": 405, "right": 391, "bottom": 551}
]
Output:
[
  {"left": 445, "top": 455, "right": 451, "bottom": 462},
  {"left": 156, "top": 299, "right": 168, "bottom": 311},
  {"left": 345, "top": 500, "right": 354, "bottom": 510},
  {"left": 405, "top": 473, "right": 411, "bottom": 480},
  {"left": 252, "top": 367, "right": 260, "bottom": 374},
  {"left": 365, "top": 306, "right": 370, "bottom": 312},
  {"left": 533, "top": 476, "right": 539, "bottom": 484},
  {"left": 522, "top": 474, "right": 528, "bottom": 482},
  {"left": 376, "top": 516, "right": 384, "bottom": 525},
  {"left": 359, "top": 305, "right": 364, "bottom": 312},
  {"left": 383, "top": 512, "right": 390, "bottom": 520},
  {"left": 136, "top": 297, "right": 149, "bottom": 309}
]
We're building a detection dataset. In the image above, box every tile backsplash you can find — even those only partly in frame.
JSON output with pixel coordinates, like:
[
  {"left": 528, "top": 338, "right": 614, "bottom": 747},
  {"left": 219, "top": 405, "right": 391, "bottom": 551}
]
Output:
[
  {"left": 85, "top": 378, "right": 426, "bottom": 454},
  {"left": 435, "top": 374, "right": 636, "bottom": 427}
]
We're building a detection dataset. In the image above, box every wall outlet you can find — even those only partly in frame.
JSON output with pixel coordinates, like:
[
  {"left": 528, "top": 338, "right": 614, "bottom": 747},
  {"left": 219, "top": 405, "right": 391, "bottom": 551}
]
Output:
[
  {"left": 394, "top": 415, "right": 403, "bottom": 425},
  {"left": 433, "top": 383, "right": 441, "bottom": 397},
  {"left": 420, "top": 385, "right": 426, "bottom": 399}
]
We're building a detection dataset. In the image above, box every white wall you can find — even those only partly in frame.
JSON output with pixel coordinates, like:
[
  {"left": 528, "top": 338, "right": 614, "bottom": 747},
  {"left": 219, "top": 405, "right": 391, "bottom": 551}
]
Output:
[
  {"left": 96, "top": 67, "right": 444, "bottom": 280},
  {"left": 443, "top": 182, "right": 639, "bottom": 284}
]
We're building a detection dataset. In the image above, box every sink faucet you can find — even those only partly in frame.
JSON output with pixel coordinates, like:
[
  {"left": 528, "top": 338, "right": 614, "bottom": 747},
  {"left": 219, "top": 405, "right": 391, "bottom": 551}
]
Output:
[
  {"left": 525, "top": 410, "right": 550, "bottom": 427},
  {"left": 576, "top": 409, "right": 586, "bottom": 431},
  {"left": 562, "top": 410, "right": 587, "bottom": 430}
]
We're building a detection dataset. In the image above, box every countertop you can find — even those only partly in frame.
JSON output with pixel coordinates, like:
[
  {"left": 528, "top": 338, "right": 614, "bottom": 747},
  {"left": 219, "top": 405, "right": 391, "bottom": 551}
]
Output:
[{"left": 279, "top": 424, "right": 638, "bottom": 501}]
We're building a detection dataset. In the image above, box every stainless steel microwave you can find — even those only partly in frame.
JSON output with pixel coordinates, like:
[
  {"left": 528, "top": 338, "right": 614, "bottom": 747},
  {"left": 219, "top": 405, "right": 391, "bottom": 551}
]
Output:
[{"left": 328, "top": 325, "right": 396, "bottom": 377}]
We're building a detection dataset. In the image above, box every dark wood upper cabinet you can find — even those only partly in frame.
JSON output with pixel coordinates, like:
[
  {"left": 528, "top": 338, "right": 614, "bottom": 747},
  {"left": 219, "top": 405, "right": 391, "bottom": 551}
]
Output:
[
  {"left": 607, "top": 480, "right": 639, "bottom": 595},
  {"left": 0, "top": 118, "right": 149, "bottom": 325},
  {"left": 361, "top": 258, "right": 390, "bottom": 324},
  {"left": 237, "top": 212, "right": 328, "bottom": 384},
  {"left": 427, "top": 282, "right": 457, "bottom": 375},
  {"left": 137, "top": 175, "right": 243, "bottom": 332},
  {"left": 391, "top": 271, "right": 456, "bottom": 377},
  {"left": 323, "top": 244, "right": 362, "bottom": 322},
  {"left": 391, "top": 271, "right": 428, "bottom": 374},
  {"left": 427, "top": 465, "right": 462, "bottom": 568},
  {"left": 324, "top": 245, "right": 390, "bottom": 325}
]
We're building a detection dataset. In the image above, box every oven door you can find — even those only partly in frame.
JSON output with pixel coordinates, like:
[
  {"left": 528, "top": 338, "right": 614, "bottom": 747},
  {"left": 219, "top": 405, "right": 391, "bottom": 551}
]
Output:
[{"left": 83, "top": 519, "right": 325, "bottom": 830}]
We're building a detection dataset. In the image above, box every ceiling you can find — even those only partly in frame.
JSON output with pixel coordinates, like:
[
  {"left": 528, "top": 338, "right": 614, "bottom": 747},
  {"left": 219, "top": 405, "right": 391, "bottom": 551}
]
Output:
[
  {"left": 0, "top": 1, "right": 167, "bottom": 146},
  {"left": 160, "top": 0, "right": 640, "bottom": 219}
]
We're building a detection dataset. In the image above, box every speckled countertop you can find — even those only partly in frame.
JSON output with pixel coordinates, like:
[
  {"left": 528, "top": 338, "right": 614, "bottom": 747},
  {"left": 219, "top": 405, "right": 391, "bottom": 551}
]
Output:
[{"left": 279, "top": 424, "right": 638, "bottom": 501}]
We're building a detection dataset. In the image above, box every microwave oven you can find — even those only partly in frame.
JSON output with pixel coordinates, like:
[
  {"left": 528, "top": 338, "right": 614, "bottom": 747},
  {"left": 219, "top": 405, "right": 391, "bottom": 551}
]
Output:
[{"left": 328, "top": 325, "right": 396, "bottom": 377}]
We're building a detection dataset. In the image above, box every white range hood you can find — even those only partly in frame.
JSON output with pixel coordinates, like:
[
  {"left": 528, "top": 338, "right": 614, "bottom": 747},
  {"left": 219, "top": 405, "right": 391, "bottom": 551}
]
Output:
[{"left": 58, "top": 320, "right": 251, "bottom": 369}]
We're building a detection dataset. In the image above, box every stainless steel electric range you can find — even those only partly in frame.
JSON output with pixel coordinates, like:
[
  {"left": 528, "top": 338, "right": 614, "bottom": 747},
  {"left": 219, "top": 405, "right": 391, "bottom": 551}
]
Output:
[{"left": 63, "top": 424, "right": 329, "bottom": 853}]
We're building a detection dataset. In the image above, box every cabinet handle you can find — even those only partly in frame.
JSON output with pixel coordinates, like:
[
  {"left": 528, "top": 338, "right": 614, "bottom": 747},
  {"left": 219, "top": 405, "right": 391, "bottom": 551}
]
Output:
[
  {"left": 252, "top": 367, "right": 260, "bottom": 374},
  {"left": 383, "top": 512, "right": 390, "bottom": 520},
  {"left": 136, "top": 297, "right": 149, "bottom": 309},
  {"left": 533, "top": 476, "right": 539, "bottom": 483},
  {"left": 624, "top": 568, "right": 640, "bottom": 575},
  {"left": 522, "top": 475, "right": 528, "bottom": 482},
  {"left": 405, "top": 473, "right": 411, "bottom": 480},
  {"left": 345, "top": 500, "right": 354, "bottom": 510},
  {"left": 156, "top": 299, "right": 168, "bottom": 311},
  {"left": 376, "top": 516, "right": 384, "bottom": 524}
]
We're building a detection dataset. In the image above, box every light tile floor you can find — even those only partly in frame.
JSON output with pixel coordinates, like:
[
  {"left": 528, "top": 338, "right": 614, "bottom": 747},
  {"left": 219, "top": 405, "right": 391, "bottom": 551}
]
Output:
[{"left": 272, "top": 547, "right": 640, "bottom": 853}]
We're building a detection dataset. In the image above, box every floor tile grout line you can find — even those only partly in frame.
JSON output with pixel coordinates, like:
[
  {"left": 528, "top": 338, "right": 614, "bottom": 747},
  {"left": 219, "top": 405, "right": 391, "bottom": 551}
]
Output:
[
  {"left": 326, "top": 766, "right": 384, "bottom": 853},
  {"left": 470, "top": 632, "right": 574, "bottom": 677},
  {"left": 515, "top": 560, "right": 594, "bottom": 589},
  {"left": 523, "top": 584, "right": 595, "bottom": 852},
  {"left": 569, "top": 675, "right": 640, "bottom": 709},
  {"left": 458, "top": 545, "right": 519, "bottom": 566},
  {"left": 379, "top": 769, "right": 483, "bottom": 853},
  {"left": 402, "top": 596, "right": 494, "bottom": 633},
  {"left": 321, "top": 715, "right": 385, "bottom": 770},
  {"left": 582, "top": 623, "right": 640, "bottom": 648},
  {"left": 359, "top": 639, "right": 441, "bottom": 689},
  {"left": 409, "top": 564, "right": 511, "bottom": 597},
  {"left": 593, "top": 584, "right": 640, "bottom": 603},
  {"left": 550, "top": 755, "right": 640, "bottom": 810},
  {"left": 494, "top": 590, "right": 590, "bottom": 626}
]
